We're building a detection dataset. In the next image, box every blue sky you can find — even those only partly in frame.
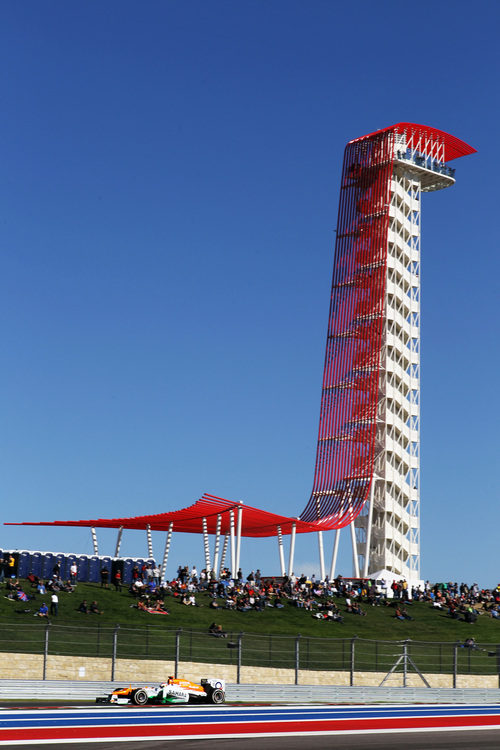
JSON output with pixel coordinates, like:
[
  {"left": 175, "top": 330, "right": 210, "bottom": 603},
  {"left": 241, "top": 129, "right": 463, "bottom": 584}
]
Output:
[{"left": 1, "top": 1, "right": 498, "bottom": 585}]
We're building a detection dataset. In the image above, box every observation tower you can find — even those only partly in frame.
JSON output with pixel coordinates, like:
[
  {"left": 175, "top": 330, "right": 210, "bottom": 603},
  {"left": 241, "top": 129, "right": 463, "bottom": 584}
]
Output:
[
  {"left": 299, "top": 123, "right": 475, "bottom": 582},
  {"left": 4, "top": 123, "right": 475, "bottom": 586}
]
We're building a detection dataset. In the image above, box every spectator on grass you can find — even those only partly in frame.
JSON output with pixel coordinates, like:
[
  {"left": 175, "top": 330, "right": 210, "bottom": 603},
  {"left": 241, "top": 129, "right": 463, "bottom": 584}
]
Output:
[
  {"left": 130, "top": 579, "right": 144, "bottom": 597},
  {"left": 153, "top": 566, "right": 161, "bottom": 585},
  {"left": 78, "top": 600, "right": 89, "bottom": 614},
  {"left": 7, "top": 554, "right": 16, "bottom": 578},
  {"left": 50, "top": 592, "right": 59, "bottom": 616},
  {"left": 70, "top": 562, "right": 78, "bottom": 584},
  {"left": 27, "top": 573, "right": 39, "bottom": 588},
  {"left": 35, "top": 602, "right": 49, "bottom": 619},
  {"left": 394, "top": 606, "right": 405, "bottom": 621},
  {"left": 351, "top": 602, "right": 366, "bottom": 616},
  {"left": 114, "top": 569, "right": 122, "bottom": 591},
  {"left": 90, "top": 600, "right": 103, "bottom": 615},
  {"left": 100, "top": 566, "right": 109, "bottom": 588},
  {"left": 208, "top": 623, "right": 227, "bottom": 638}
]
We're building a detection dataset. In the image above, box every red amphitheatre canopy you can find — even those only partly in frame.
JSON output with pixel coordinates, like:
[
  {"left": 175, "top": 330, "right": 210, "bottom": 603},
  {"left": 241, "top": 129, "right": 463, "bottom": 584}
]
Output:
[{"left": 5, "top": 492, "right": 327, "bottom": 538}]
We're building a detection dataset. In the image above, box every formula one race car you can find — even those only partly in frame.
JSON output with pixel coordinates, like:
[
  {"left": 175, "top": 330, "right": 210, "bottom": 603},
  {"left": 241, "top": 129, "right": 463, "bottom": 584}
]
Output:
[{"left": 96, "top": 676, "right": 226, "bottom": 706}]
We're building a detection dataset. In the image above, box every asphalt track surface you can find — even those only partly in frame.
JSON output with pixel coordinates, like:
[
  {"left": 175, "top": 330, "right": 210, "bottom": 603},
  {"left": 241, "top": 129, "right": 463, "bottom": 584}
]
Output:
[
  {"left": 1, "top": 703, "right": 500, "bottom": 749},
  {"left": 4, "top": 731, "right": 500, "bottom": 749}
]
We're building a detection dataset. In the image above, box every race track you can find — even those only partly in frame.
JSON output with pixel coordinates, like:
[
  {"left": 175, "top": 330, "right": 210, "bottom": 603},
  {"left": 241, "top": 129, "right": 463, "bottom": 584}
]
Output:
[{"left": 1, "top": 703, "right": 500, "bottom": 746}]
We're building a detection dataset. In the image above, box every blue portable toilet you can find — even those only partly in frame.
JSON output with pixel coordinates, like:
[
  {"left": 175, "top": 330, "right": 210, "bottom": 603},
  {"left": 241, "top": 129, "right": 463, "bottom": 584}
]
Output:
[
  {"left": 18, "top": 551, "right": 31, "bottom": 578},
  {"left": 55, "top": 553, "right": 67, "bottom": 579},
  {"left": 42, "top": 553, "right": 55, "bottom": 579},
  {"left": 122, "top": 558, "right": 134, "bottom": 585},
  {"left": 30, "top": 552, "right": 43, "bottom": 578},
  {"left": 88, "top": 556, "right": 101, "bottom": 583},
  {"left": 77, "top": 555, "right": 89, "bottom": 582}
]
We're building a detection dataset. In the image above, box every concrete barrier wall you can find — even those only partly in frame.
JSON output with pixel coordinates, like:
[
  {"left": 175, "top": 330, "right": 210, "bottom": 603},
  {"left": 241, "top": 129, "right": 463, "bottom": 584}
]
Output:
[{"left": 0, "top": 651, "right": 497, "bottom": 688}]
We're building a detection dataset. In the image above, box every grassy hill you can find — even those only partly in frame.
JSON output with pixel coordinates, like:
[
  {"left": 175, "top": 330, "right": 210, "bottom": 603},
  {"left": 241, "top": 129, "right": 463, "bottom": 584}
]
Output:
[{"left": 2, "top": 579, "right": 500, "bottom": 643}]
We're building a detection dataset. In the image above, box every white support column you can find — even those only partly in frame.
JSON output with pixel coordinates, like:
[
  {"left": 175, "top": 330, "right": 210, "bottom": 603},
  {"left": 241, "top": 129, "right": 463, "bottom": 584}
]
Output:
[
  {"left": 212, "top": 514, "right": 222, "bottom": 575},
  {"left": 362, "top": 480, "right": 376, "bottom": 578},
  {"left": 229, "top": 511, "right": 236, "bottom": 579},
  {"left": 161, "top": 522, "right": 174, "bottom": 580},
  {"left": 350, "top": 519, "right": 360, "bottom": 578},
  {"left": 114, "top": 526, "right": 124, "bottom": 558},
  {"left": 317, "top": 531, "right": 325, "bottom": 581},
  {"left": 277, "top": 525, "right": 286, "bottom": 576},
  {"left": 91, "top": 528, "right": 99, "bottom": 556},
  {"left": 219, "top": 533, "right": 229, "bottom": 578},
  {"left": 330, "top": 528, "right": 341, "bottom": 581},
  {"left": 235, "top": 504, "right": 243, "bottom": 577},
  {"left": 288, "top": 523, "right": 296, "bottom": 576},
  {"left": 202, "top": 517, "right": 211, "bottom": 574},
  {"left": 146, "top": 524, "right": 153, "bottom": 559}
]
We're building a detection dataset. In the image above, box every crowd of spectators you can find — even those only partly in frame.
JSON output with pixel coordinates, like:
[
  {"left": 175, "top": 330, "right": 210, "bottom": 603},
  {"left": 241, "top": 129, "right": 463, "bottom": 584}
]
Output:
[
  {"left": 125, "top": 564, "right": 500, "bottom": 628},
  {"left": 2, "top": 552, "right": 500, "bottom": 629},
  {"left": 422, "top": 580, "right": 500, "bottom": 622}
]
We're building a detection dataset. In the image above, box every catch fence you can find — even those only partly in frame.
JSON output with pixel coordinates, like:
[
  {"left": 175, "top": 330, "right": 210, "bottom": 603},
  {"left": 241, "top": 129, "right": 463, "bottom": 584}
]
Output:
[{"left": 1, "top": 622, "right": 499, "bottom": 686}]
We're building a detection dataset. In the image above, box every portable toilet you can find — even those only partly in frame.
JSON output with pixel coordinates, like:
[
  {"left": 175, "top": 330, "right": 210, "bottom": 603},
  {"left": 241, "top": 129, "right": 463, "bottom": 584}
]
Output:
[
  {"left": 17, "top": 551, "right": 31, "bottom": 578},
  {"left": 122, "top": 558, "right": 134, "bottom": 585},
  {"left": 54, "top": 553, "right": 67, "bottom": 579},
  {"left": 30, "top": 552, "right": 43, "bottom": 578},
  {"left": 88, "top": 556, "right": 101, "bottom": 583},
  {"left": 42, "top": 553, "right": 55, "bottom": 579},
  {"left": 77, "top": 555, "right": 89, "bottom": 582}
]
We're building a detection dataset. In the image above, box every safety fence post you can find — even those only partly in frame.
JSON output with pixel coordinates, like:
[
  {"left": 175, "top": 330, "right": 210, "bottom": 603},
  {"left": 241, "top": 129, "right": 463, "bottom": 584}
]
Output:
[
  {"left": 350, "top": 636, "right": 357, "bottom": 687},
  {"left": 42, "top": 623, "right": 50, "bottom": 680},
  {"left": 111, "top": 624, "right": 120, "bottom": 682},
  {"left": 237, "top": 633, "right": 243, "bottom": 684},
  {"left": 295, "top": 634, "right": 301, "bottom": 685},
  {"left": 175, "top": 628, "right": 182, "bottom": 678},
  {"left": 403, "top": 640, "right": 408, "bottom": 687},
  {"left": 453, "top": 642, "right": 458, "bottom": 688}
]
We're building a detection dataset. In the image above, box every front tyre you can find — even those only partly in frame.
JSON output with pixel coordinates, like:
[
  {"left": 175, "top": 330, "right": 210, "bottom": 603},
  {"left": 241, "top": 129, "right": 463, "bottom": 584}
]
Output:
[
  {"left": 209, "top": 688, "right": 225, "bottom": 704},
  {"left": 132, "top": 688, "right": 149, "bottom": 705}
]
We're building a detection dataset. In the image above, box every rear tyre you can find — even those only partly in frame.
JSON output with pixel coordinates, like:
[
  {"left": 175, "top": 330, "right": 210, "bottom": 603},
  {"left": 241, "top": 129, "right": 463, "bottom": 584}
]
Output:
[
  {"left": 209, "top": 688, "right": 225, "bottom": 704},
  {"left": 132, "top": 688, "right": 149, "bottom": 705}
]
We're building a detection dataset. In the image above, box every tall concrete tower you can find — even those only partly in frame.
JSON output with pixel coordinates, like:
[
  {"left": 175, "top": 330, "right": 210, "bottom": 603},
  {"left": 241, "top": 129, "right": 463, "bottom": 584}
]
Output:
[{"left": 300, "top": 123, "right": 475, "bottom": 582}]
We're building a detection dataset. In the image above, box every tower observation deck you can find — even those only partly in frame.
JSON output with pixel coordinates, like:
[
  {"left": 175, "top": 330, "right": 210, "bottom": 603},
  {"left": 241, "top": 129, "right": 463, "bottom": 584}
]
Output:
[{"left": 299, "top": 123, "right": 475, "bottom": 582}]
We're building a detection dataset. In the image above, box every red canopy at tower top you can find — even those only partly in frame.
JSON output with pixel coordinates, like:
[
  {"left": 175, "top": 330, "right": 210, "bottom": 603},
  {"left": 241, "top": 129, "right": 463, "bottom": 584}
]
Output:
[{"left": 349, "top": 122, "right": 476, "bottom": 162}]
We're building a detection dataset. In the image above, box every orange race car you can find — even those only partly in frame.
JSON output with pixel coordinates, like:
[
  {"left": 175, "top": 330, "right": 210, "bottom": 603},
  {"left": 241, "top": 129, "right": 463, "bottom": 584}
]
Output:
[{"left": 96, "top": 676, "right": 226, "bottom": 705}]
